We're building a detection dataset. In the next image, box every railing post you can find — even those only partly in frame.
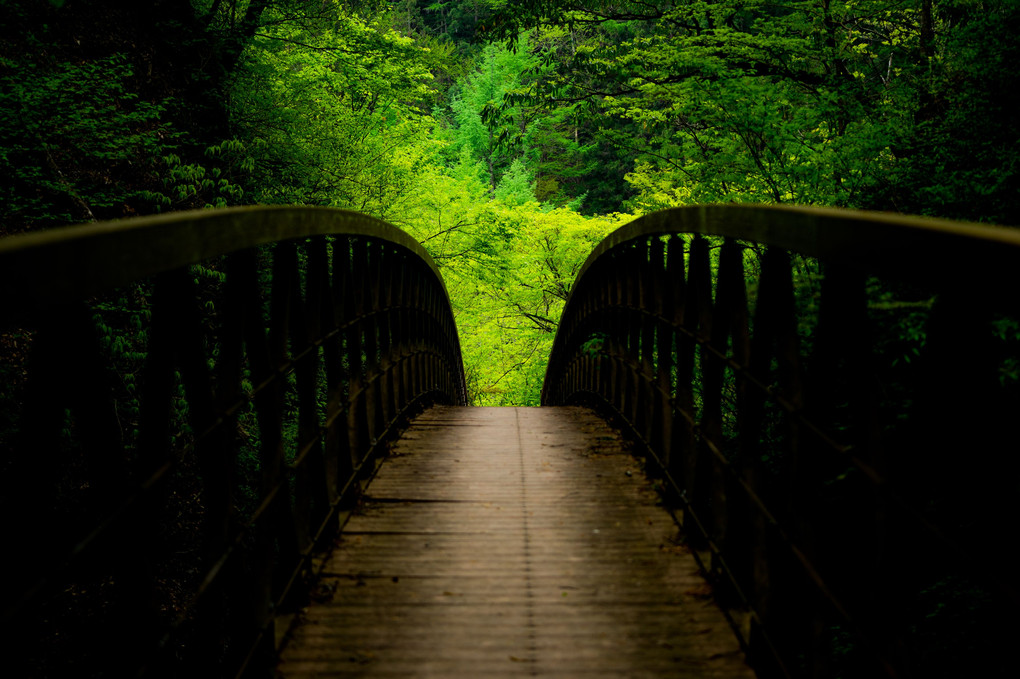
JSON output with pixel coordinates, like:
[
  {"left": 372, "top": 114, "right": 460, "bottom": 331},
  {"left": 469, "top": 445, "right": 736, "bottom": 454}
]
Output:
[
  {"left": 682, "top": 236, "right": 713, "bottom": 545},
  {"left": 329, "top": 236, "right": 356, "bottom": 498},
  {"left": 666, "top": 236, "right": 692, "bottom": 499},
  {"left": 701, "top": 239, "right": 750, "bottom": 606},
  {"left": 347, "top": 238, "right": 368, "bottom": 469},
  {"left": 651, "top": 238, "right": 672, "bottom": 469}
]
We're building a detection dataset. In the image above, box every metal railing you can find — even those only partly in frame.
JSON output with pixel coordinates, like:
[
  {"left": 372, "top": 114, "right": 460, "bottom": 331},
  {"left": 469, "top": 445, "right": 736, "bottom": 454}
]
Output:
[
  {"left": 0, "top": 206, "right": 466, "bottom": 677},
  {"left": 543, "top": 204, "right": 1020, "bottom": 678}
]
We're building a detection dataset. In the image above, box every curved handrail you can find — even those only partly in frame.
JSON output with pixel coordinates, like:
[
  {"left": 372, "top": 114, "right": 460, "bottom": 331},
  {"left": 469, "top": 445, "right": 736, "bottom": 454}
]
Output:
[
  {"left": 0, "top": 207, "right": 466, "bottom": 677},
  {"left": 569, "top": 203, "right": 1020, "bottom": 300},
  {"left": 0, "top": 205, "right": 448, "bottom": 319},
  {"left": 544, "top": 204, "right": 1020, "bottom": 678}
]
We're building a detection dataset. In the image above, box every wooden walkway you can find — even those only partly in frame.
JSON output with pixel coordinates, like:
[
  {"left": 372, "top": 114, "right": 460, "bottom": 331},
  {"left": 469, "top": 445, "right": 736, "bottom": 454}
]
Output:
[{"left": 277, "top": 406, "right": 753, "bottom": 678}]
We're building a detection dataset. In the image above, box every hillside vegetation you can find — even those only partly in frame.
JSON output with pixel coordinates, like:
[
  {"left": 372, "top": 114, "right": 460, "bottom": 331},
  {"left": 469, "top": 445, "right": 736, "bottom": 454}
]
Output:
[{"left": 2, "top": 0, "right": 1017, "bottom": 404}]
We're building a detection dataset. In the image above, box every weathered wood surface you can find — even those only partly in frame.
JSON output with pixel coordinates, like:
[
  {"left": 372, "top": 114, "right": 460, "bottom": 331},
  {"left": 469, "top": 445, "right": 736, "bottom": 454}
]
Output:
[{"left": 276, "top": 406, "right": 753, "bottom": 678}]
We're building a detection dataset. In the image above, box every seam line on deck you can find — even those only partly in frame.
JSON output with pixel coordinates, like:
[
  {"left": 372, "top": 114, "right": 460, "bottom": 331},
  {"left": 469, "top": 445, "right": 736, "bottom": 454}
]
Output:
[{"left": 515, "top": 407, "right": 539, "bottom": 676}]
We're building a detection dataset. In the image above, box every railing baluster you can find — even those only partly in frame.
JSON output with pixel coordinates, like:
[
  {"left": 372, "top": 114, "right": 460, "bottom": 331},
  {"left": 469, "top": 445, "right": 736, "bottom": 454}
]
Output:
[
  {"left": 347, "top": 239, "right": 368, "bottom": 468},
  {"left": 363, "top": 241, "right": 381, "bottom": 452},
  {"left": 701, "top": 239, "right": 745, "bottom": 594},
  {"left": 330, "top": 236, "right": 356, "bottom": 493},
  {"left": 682, "top": 236, "right": 713, "bottom": 543},
  {"left": 663, "top": 237, "right": 685, "bottom": 478},
  {"left": 652, "top": 238, "right": 671, "bottom": 466}
]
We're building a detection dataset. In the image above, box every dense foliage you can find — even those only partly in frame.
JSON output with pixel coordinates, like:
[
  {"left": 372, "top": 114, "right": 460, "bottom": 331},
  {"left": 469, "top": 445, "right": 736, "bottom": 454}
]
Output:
[
  {"left": 2, "top": 0, "right": 1018, "bottom": 407},
  {"left": 484, "top": 0, "right": 1020, "bottom": 222}
]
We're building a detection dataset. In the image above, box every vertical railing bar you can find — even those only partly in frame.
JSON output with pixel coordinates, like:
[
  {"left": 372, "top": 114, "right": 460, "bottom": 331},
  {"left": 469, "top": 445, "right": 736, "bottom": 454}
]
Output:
[
  {"left": 700, "top": 238, "right": 744, "bottom": 583},
  {"left": 680, "top": 236, "right": 712, "bottom": 542}
]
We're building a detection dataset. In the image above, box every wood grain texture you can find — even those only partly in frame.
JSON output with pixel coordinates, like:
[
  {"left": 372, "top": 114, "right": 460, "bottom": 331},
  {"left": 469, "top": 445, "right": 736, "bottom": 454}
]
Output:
[{"left": 276, "top": 406, "right": 754, "bottom": 678}]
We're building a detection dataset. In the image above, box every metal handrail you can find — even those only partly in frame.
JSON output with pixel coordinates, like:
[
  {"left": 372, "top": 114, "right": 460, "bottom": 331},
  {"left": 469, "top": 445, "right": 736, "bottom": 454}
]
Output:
[
  {"left": 567, "top": 204, "right": 1020, "bottom": 298},
  {"left": 0, "top": 207, "right": 466, "bottom": 677},
  {"left": 0, "top": 205, "right": 447, "bottom": 319},
  {"left": 543, "top": 204, "right": 1020, "bottom": 678}
]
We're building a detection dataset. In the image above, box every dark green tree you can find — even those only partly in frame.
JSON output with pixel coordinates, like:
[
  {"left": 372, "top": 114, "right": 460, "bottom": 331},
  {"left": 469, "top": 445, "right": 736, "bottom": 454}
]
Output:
[{"left": 483, "top": 0, "right": 1020, "bottom": 222}]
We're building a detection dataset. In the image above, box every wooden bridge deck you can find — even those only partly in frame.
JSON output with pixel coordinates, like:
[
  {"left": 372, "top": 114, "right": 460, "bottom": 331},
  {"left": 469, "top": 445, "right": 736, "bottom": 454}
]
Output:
[{"left": 277, "top": 406, "right": 753, "bottom": 678}]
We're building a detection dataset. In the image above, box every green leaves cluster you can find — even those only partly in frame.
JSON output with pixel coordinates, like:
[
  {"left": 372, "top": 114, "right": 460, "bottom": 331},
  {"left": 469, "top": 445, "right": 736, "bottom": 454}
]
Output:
[
  {"left": 145, "top": 140, "right": 249, "bottom": 211},
  {"left": 229, "top": 6, "right": 440, "bottom": 216},
  {"left": 445, "top": 36, "right": 539, "bottom": 198},
  {"left": 417, "top": 200, "right": 623, "bottom": 404},
  {"left": 0, "top": 52, "right": 169, "bottom": 231},
  {"left": 485, "top": 0, "right": 1020, "bottom": 223}
]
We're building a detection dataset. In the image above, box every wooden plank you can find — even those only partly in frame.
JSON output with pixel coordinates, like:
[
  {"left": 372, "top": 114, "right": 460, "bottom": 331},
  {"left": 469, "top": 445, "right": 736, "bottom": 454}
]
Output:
[{"left": 277, "top": 406, "right": 753, "bottom": 678}]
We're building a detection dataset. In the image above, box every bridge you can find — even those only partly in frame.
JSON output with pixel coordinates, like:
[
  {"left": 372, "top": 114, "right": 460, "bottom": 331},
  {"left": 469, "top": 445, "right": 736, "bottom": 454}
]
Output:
[{"left": 1, "top": 205, "right": 1017, "bottom": 678}]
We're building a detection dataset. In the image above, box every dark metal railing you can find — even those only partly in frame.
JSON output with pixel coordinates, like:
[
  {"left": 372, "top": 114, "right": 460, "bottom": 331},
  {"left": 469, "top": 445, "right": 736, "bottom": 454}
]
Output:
[
  {"left": 543, "top": 204, "right": 1020, "bottom": 678},
  {"left": 0, "top": 206, "right": 466, "bottom": 677}
]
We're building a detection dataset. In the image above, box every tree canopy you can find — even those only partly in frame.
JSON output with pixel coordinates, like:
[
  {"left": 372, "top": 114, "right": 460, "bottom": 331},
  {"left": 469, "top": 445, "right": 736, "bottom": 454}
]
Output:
[
  {"left": 1, "top": 0, "right": 1017, "bottom": 408},
  {"left": 483, "top": 0, "right": 1020, "bottom": 222}
]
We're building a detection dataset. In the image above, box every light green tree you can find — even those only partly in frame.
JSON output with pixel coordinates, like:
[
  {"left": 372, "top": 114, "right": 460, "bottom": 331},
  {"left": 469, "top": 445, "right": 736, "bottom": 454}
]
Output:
[
  {"left": 447, "top": 35, "right": 539, "bottom": 197},
  {"left": 229, "top": 5, "right": 444, "bottom": 218}
]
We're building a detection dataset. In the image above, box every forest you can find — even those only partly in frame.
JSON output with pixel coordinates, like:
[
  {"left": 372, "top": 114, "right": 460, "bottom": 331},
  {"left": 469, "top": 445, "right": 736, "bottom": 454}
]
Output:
[{"left": 2, "top": 0, "right": 1018, "bottom": 406}]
